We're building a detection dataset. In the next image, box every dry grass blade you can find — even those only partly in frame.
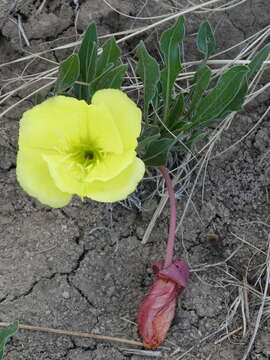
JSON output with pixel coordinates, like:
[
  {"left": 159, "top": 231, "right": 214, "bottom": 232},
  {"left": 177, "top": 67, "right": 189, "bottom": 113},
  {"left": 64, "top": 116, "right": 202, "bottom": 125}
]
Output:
[
  {"left": 214, "top": 326, "right": 242, "bottom": 344},
  {"left": 241, "top": 237, "right": 270, "bottom": 360},
  {"left": 0, "top": 80, "right": 55, "bottom": 120},
  {"left": 121, "top": 348, "right": 162, "bottom": 357}
]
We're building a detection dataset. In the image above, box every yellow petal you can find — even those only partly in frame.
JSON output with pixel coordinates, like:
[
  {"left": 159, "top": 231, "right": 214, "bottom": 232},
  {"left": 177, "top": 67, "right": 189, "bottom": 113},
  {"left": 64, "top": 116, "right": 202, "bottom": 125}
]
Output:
[
  {"left": 19, "top": 96, "right": 89, "bottom": 150},
  {"left": 44, "top": 149, "right": 136, "bottom": 196},
  {"left": 92, "top": 89, "right": 142, "bottom": 150},
  {"left": 16, "top": 148, "right": 71, "bottom": 208},
  {"left": 86, "top": 157, "right": 145, "bottom": 202},
  {"left": 86, "top": 150, "right": 136, "bottom": 181},
  {"left": 19, "top": 96, "right": 122, "bottom": 153},
  {"left": 43, "top": 154, "right": 88, "bottom": 196},
  {"left": 87, "top": 103, "right": 123, "bottom": 153}
]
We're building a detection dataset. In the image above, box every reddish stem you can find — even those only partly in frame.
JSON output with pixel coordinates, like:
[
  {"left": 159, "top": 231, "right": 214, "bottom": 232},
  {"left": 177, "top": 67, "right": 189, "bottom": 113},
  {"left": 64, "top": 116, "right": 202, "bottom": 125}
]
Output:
[{"left": 159, "top": 166, "right": 177, "bottom": 268}]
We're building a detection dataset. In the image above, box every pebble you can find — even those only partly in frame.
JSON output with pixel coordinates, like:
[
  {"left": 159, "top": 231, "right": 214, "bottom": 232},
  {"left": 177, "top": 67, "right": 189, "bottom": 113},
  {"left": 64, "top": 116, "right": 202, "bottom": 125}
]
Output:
[{"left": 62, "top": 291, "right": 70, "bottom": 299}]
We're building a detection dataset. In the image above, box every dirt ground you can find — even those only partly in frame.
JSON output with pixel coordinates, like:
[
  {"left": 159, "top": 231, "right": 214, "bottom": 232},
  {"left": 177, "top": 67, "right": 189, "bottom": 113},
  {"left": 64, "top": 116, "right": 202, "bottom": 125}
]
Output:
[{"left": 0, "top": 0, "right": 270, "bottom": 359}]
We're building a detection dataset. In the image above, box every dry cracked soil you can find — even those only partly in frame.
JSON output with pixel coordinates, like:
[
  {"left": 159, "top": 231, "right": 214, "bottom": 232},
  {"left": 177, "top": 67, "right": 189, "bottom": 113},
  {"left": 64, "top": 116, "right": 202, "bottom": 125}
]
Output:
[{"left": 0, "top": 0, "right": 270, "bottom": 359}]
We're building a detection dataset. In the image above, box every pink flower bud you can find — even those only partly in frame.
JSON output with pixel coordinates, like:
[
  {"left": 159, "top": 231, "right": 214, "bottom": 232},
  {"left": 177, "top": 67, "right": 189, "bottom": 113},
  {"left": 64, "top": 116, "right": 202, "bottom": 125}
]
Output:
[{"left": 137, "top": 259, "right": 189, "bottom": 349}]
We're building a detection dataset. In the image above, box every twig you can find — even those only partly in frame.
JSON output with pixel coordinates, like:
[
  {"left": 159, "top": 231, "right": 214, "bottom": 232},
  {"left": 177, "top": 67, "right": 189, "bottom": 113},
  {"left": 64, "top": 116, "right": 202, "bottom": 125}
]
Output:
[
  {"left": 0, "top": 322, "right": 142, "bottom": 347},
  {"left": 230, "top": 232, "right": 267, "bottom": 256},
  {"left": 214, "top": 326, "right": 242, "bottom": 344},
  {"left": 121, "top": 348, "right": 162, "bottom": 357},
  {"left": 36, "top": 0, "right": 47, "bottom": 14},
  {"left": 17, "top": 15, "right": 30, "bottom": 48},
  {"left": 142, "top": 195, "right": 167, "bottom": 244},
  {"left": 190, "top": 245, "right": 242, "bottom": 272}
]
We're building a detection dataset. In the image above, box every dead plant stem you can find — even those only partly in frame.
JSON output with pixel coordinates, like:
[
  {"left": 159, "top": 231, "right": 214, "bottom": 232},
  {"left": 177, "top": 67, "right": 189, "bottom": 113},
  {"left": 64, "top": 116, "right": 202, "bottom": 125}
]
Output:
[{"left": 0, "top": 322, "right": 142, "bottom": 347}]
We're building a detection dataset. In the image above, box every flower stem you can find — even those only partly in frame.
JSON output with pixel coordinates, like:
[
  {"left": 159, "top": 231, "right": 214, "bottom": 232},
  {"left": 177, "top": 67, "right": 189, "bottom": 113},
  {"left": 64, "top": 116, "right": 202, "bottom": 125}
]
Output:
[{"left": 159, "top": 166, "right": 176, "bottom": 268}]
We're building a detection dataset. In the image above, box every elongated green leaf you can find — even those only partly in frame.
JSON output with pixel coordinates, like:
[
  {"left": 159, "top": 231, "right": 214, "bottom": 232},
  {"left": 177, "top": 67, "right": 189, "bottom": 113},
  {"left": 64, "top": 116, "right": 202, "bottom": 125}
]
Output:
[
  {"left": 137, "top": 126, "right": 160, "bottom": 151},
  {"left": 95, "top": 64, "right": 128, "bottom": 90},
  {"left": 136, "top": 41, "right": 160, "bottom": 121},
  {"left": 143, "top": 138, "right": 174, "bottom": 166},
  {"left": 167, "top": 93, "right": 184, "bottom": 130},
  {"left": 0, "top": 321, "right": 19, "bottom": 360},
  {"left": 89, "top": 63, "right": 114, "bottom": 91},
  {"left": 188, "top": 65, "right": 211, "bottom": 115},
  {"left": 151, "top": 81, "right": 163, "bottom": 116},
  {"left": 184, "top": 131, "right": 206, "bottom": 149},
  {"left": 160, "top": 16, "right": 185, "bottom": 121},
  {"left": 193, "top": 65, "right": 249, "bottom": 125},
  {"left": 96, "top": 37, "right": 121, "bottom": 76},
  {"left": 207, "top": 78, "right": 248, "bottom": 129},
  {"left": 196, "top": 21, "right": 216, "bottom": 58},
  {"left": 79, "top": 23, "right": 97, "bottom": 82},
  {"left": 224, "top": 78, "right": 248, "bottom": 112},
  {"left": 74, "top": 23, "right": 97, "bottom": 101},
  {"left": 55, "top": 54, "right": 80, "bottom": 93},
  {"left": 247, "top": 43, "right": 270, "bottom": 80}
]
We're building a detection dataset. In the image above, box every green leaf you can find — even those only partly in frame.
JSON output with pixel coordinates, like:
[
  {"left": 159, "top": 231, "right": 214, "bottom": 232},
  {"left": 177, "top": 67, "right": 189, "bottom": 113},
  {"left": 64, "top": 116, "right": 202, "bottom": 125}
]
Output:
[
  {"left": 135, "top": 41, "right": 160, "bottom": 121},
  {"left": 188, "top": 65, "right": 211, "bottom": 115},
  {"left": 196, "top": 21, "right": 216, "bottom": 58},
  {"left": 224, "top": 78, "right": 248, "bottom": 112},
  {"left": 79, "top": 23, "right": 98, "bottom": 82},
  {"left": 136, "top": 41, "right": 160, "bottom": 121},
  {"left": 96, "top": 37, "right": 121, "bottom": 76},
  {"left": 193, "top": 65, "right": 249, "bottom": 126},
  {"left": 95, "top": 64, "right": 128, "bottom": 90},
  {"left": 160, "top": 16, "right": 185, "bottom": 122},
  {"left": 212, "top": 78, "right": 248, "bottom": 127},
  {"left": 0, "top": 321, "right": 19, "bottom": 360},
  {"left": 247, "top": 43, "right": 270, "bottom": 80},
  {"left": 143, "top": 138, "right": 174, "bottom": 166},
  {"left": 88, "top": 63, "right": 114, "bottom": 91},
  {"left": 74, "top": 23, "right": 97, "bottom": 101},
  {"left": 55, "top": 54, "right": 80, "bottom": 93},
  {"left": 34, "top": 92, "right": 45, "bottom": 105},
  {"left": 183, "top": 131, "right": 206, "bottom": 149},
  {"left": 167, "top": 93, "right": 184, "bottom": 130},
  {"left": 137, "top": 126, "right": 160, "bottom": 151}
]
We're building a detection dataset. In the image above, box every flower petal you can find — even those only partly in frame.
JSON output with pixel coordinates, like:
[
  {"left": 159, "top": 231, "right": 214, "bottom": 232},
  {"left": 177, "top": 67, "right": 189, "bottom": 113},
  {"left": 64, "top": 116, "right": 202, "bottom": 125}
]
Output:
[
  {"left": 87, "top": 103, "right": 123, "bottom": 153},
  {"left": 86, "top": 150, "right": 136, "bottom": 181},
  {"left": 44, "top": 156, "right": 145, "bottom": 201},
  {"left": 44, "top": 149, "right": 137, "bottom": 196},
  {"left": 16, "top": 148, "right": 71, "bottom": 208},
  {"left": 92, "top": 89, "right": 142, "bottom": 150},
  {"left": 19, "top": 96, "right": 89, "bottom": 150},
  {"left": 19, "top": 96, "right": 123, "bottom": 154},
  {"left": 87, "top": 157, "right": 145, "bottom": 202},
  {"left": 43, "top": 154, "right": 91, "bottom": 197}
]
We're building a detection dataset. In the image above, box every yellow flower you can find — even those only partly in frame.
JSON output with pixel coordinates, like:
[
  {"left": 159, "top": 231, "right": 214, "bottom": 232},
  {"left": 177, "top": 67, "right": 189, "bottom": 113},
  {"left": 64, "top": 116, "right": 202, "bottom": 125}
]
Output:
[{"left": 16, "top": 89, "right": 145, "bottom": 208}]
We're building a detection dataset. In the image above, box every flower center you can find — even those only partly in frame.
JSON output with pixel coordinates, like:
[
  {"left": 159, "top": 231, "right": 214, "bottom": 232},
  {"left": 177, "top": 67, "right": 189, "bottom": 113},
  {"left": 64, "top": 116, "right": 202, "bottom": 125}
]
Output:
[
  {"left": 60, "top": 144, "right": 99, "bottom": 169},
  {"left": 57, "top": 139, "right": 103, "bottom": 179},
  {"left": 72, "top": 147, "right": 98, "bottom": 168},
  {"left": 84, "top": 150, "right": 94, "bottom": 161}
]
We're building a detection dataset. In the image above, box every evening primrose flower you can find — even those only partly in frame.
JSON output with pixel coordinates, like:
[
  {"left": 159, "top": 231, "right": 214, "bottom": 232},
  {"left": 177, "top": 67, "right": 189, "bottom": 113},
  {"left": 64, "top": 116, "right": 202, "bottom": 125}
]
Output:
[{"left": 16, "top": 89, "right": 145, "bottom": 207}]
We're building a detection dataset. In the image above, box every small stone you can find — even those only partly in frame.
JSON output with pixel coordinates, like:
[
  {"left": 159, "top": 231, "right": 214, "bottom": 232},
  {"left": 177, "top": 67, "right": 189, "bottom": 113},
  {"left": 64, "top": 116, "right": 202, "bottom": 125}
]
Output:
[
  {"left": 136, "top": 226, "right": 145, "bottom": 239},
  {"left": 62, "top": 291, "right": 70, "bottom": 299}
]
